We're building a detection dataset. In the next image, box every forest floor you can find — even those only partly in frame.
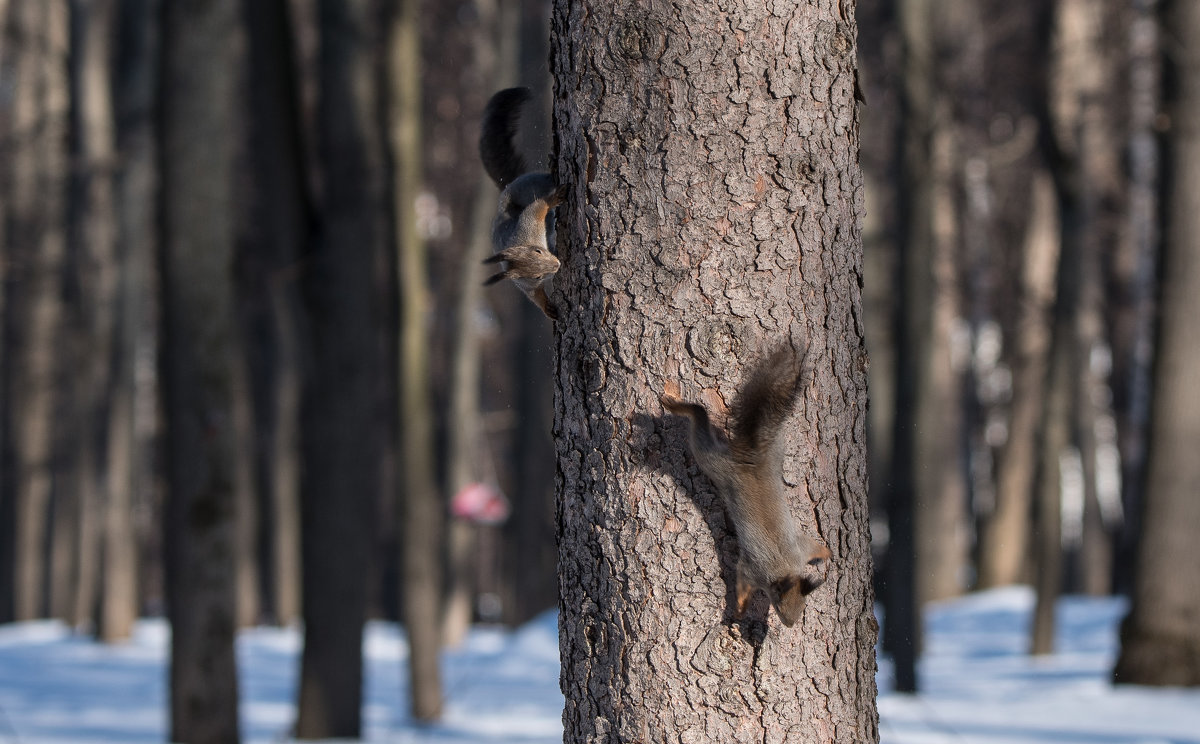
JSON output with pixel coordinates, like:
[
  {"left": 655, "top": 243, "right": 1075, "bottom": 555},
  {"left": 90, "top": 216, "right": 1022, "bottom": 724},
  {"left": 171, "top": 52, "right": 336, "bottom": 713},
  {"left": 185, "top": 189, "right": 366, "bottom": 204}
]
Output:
[{"left": 0, "top": 587, "right": 1197, "bottom": 743}]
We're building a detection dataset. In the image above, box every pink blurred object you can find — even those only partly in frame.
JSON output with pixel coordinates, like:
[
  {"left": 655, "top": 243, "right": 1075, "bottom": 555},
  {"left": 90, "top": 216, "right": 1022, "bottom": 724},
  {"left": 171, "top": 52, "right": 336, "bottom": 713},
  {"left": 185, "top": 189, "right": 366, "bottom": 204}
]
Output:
[{"left": 451, "top": 482, "right": 511, "bottom": 525}]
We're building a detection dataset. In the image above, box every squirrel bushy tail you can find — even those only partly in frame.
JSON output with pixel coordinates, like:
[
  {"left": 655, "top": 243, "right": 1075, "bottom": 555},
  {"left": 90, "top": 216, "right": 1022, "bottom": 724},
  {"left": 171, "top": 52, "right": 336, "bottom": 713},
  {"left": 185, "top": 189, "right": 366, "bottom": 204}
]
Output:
[
  {"left": 479, "top": 87, "right": 531, "bottom": 189},
  {"left": 729, "top": 344, "right": 806, "bottom": 464}
]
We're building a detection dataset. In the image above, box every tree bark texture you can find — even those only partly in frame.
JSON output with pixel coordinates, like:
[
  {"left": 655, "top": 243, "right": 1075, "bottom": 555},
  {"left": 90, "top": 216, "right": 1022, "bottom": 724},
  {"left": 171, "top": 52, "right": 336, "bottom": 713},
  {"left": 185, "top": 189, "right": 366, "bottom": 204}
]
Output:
[
  {"left": 158, "top": 0, "right": 242, "bottom": 740},
  {"left": 1109, "top": 0, "right": 1159, "bottom": 596},
  {"left": 1050, "top": 0, "right": 1124, "bottom": 598},
  {"left": 65, "top": 0, "right": 121, "bottom": 630},
  {"left": 294, "top": 0, "right": 384, "bottom": 736},
  {"left": 1112, "top": 0, "right": 1200, "bottom": 687},
  {"left": 550, "top": 2, "right": 877, "bottom": 742}
]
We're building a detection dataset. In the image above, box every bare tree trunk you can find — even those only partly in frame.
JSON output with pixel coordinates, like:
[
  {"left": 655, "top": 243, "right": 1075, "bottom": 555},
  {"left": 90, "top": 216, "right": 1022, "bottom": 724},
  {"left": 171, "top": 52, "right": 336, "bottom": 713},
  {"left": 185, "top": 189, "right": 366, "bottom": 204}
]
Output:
[
  {"left": 1112, "top": 0, "right": 1200, "bottom": 688},
  {"left": 1109, "top": 0, "right": 1160, "bottom": 597},
  {"left": 293, "top": 0, "right": 383, "bottom": 736},
  {"left": 7, "top": 0, "right": 69, "bottom": 623},
  {"left": 100, "top": 0, "right": 160, "bottom": 643},
  {"left": 979, "top": 170, "right": 1059, "bottom": 588},
  {"left": 551, "top": 1, "right": 878, "bottom": 740},
  {"left": 389, "top": 0, "right": 444, "bottom": 722},
  {"left": 158, "top": 0, "right": 242, "bottom": 740}
]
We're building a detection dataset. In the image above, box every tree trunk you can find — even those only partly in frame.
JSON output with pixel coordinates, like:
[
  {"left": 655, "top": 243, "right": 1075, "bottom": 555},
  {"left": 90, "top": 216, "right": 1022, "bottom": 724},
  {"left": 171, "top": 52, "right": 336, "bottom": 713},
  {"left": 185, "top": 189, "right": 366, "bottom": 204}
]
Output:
[
  {"left": 897, "top": 0, "right": 970, "bottom": 609},
  {"left": 1112, "top": 0, "right": 1200, "bottom": 688},
  {"left": 550, "top": 1, "right": 878, "bottom": 741},
  {"left": 294, "top": 0, "right": 383, "bottom": 736},
  {"left": 240, "top": 0, "right": 309, "bottom": 628},
  {"left": 389, "top": 0, "right": 444, "bottom": 722},
  {"left": 62, "top": 0, "right": 121, "bottom": 631},
  {"left": 158, "top": 0, "right": 242, "bottom": 740},
  {"left": 101, "top": 0, "right": 160, "bottom": 642},
  {"left": 6, "top": 0, "right": 70, "bottom": 623},
  {"left": 978, "top": 170, "right": 1058, "bottom": 588}
]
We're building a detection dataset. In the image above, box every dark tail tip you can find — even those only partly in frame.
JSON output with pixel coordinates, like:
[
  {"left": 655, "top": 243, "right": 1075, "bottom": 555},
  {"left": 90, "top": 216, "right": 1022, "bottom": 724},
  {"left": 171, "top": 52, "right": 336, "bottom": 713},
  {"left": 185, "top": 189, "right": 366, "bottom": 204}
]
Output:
[{"left": 480, "top": 87, "right": 532, "bottom": 189}]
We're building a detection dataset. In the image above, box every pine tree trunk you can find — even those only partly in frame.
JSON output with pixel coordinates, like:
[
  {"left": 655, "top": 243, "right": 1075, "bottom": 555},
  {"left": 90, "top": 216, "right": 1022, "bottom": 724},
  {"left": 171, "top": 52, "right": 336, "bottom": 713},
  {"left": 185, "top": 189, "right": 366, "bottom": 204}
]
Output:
[
  {"left": 1112, "top": 0, "right": 1200, "bottom": 688},
  {"left": 241, "top": 0, "right": 309, "bottom": 628},
  {"left": 550, "top": 1, "right": 877, "bottom": 741},
  {"left": 158, "top": 0, "right": 242, "bottom": 739},
  {"left": 897, "top": 0, "right": 970, "bottom": 609}
]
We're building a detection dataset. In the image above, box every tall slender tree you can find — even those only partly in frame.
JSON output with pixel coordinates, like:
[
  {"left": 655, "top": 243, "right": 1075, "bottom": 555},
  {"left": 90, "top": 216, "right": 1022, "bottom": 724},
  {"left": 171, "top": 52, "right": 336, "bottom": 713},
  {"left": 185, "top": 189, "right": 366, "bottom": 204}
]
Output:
[
  {"left": 102, "top": 0, "right": 159, "bottom": 642},
  {"left": 294, "top": 0, "right": 384, "bottom": 736},
  {"left": 1113, "top": 0, "right": 1200, "bottom": 688},
  {"left": 550, "top": 1, "right": 877, "bottom": 740},
  {"left": 6, "top": 0, "right": 70, "bottom": 624},
  {"left": 389, "top": 0, "right": 444, "bottom": 722},
  {"left": 158, "top": 0, "right": 242, "bottom": 740}
]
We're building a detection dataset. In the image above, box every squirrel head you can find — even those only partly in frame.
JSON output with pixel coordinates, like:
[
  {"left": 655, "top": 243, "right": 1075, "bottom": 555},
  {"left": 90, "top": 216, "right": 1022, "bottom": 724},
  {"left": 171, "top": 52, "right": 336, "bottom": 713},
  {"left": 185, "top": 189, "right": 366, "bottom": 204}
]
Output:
[
  {"left": 482, "top": 245, "right": 560, "bottom": 285},
  {"left": 770, "top": 544, "right": 832, "bottom": 627}
]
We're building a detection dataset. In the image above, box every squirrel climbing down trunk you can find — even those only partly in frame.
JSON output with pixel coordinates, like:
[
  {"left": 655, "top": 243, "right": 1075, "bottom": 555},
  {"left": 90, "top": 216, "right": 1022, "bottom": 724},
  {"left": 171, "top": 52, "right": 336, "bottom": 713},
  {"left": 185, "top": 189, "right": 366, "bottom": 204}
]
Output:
[
  {"left": 478, "top": 87, "right": 563, "bottom": 320},
  {"left": 662, "top": 344, "right": 832, "bottom": 627}
]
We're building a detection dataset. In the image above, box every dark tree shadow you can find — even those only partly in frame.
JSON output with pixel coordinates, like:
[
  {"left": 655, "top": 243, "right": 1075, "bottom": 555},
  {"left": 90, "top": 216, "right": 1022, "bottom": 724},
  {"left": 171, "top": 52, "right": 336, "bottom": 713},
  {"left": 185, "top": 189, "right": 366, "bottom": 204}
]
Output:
[{"left": 633, "top": 411, "right": 770, "bottom": 648}]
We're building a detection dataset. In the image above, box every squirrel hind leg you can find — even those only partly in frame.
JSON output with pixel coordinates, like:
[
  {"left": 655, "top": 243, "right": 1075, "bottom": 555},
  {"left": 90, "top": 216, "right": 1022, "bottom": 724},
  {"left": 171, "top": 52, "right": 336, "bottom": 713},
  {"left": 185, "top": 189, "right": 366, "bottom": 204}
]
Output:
[
  {"left": 734, "top": 560, "right": 758, "bottom": 619},
  {"left": 661, "top": 396, "right": 715, "bottom": 442},
  {"left": 528, "top": 285, "right": 558, "bottom": 320}
]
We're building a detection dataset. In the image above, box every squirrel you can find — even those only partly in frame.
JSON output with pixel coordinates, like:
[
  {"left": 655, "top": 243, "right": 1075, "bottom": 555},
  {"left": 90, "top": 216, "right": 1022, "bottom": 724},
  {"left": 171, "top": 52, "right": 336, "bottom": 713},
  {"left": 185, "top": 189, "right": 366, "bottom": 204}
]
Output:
[
  {"left": 661, "top": 344, "right": 832, "bottom": 627},
  {"left": 479, "top": 86, "right": 563, "bottom": 320}
]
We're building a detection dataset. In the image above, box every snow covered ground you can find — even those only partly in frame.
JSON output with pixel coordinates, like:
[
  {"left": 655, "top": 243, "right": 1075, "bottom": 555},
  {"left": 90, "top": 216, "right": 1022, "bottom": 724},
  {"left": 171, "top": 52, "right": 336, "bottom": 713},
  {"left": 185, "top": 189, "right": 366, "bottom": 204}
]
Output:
[{"left": 0, "top": 587, "right": 1196, "bottom": 743}]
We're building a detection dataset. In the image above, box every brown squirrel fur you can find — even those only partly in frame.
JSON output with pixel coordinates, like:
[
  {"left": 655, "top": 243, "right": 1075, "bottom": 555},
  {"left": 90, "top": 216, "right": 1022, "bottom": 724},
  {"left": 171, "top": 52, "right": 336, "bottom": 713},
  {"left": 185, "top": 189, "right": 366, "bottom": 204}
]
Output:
[
  {"left": 479, "top": 87, "right": 563, "bottom": 320},
  {"left": 661, "top": 344, "right": 831, "bottom": 627}
]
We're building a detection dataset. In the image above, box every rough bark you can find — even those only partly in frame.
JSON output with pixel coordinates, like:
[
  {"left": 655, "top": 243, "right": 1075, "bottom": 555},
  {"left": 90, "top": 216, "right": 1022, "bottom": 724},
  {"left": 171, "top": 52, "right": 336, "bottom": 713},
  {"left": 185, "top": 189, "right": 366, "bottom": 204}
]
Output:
[
  {"left": 551, "top": 1, "right": 877, "bottom": 741},
  {"left": 1112, "top": 0, "right": 1200, "bottom": 688},
  {"left": 294, "top": 0, "right": 383, "bottom": 736},
  {"left": 897, "top": 0, "right": 970, "bottom": 609},
  {"left": 158, "top": 0, "right": 242, "bottom": 740},
  {"left": 440, "top": 0, "right": 512, "bottom": 645}
]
